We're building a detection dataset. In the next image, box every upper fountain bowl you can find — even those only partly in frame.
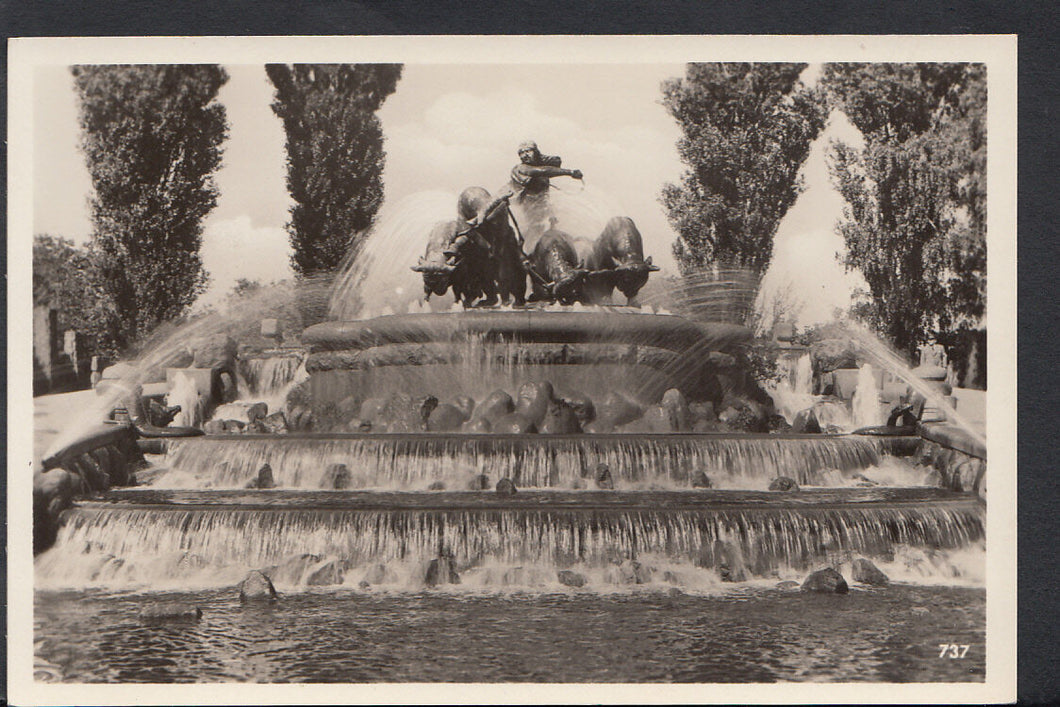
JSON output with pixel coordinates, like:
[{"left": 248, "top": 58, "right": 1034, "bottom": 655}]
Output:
[{"left": 301, "top": 307, "right": 752, "bottom": 415}]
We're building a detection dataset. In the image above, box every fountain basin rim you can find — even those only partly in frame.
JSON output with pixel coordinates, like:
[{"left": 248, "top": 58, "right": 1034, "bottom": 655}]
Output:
[
  {"left": 80, "top": 487, "right": 984, "bottom": 513},
  {"left": 302, "top": 311, "right": 752, "bottom": 353}
]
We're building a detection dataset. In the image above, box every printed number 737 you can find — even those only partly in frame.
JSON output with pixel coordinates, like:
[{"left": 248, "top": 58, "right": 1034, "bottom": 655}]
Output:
[{"left": 938, "top": 644, "right": 970, "bottom": 658}]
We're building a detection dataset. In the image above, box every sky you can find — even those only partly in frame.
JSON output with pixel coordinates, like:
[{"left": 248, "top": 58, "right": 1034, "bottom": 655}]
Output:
[{"left": 33, "top": 63, "right": 865, "bottom": 326}]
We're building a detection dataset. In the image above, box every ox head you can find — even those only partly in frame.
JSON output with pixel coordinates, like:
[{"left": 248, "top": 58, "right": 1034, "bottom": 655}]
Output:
[
  {"left": 551, "top": 268, "right": 588, "bottom": 305},
  {"left": 412, "top": 219, "right": 476, "bottom": 300},
  {"left": 613, "top": 256, "right": 659, "bottom": 300},
  {"left": 411, "top": 257, "right": 457, "bottom": 299}
]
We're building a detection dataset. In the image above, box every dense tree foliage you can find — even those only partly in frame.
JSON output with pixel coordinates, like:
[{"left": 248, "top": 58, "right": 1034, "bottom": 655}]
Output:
[
  {"left": 72, "top": 65, "right": 228, "bottom": 355},
  {"left": 661, "top": 63, "right": 827, "bottom": 275},
  {"left": 32, "top": 235, "right": 99, "bottom": 345},
  {"left": 823, "top": 63, "right": 986, "bottom": 358},
  {"left": 265, "top": 64, "right": 403, "bottom": 277}
]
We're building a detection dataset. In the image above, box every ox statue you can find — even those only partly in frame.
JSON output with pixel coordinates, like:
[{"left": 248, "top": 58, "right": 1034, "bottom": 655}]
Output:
[
  {"left": 528, "top": 221, "right": 588, "bottom": 305},
  {"left": 457, "top": 186, "right": 527, "bottom": 306},
  {"left": 411, "top": 219, "right": 497, "bottom": 308},
  {"left": 590, "top": 216, "right": 659, "bottom": 304}
]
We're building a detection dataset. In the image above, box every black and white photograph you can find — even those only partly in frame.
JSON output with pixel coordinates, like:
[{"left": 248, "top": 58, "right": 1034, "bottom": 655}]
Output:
[{"left": 8, "top": 35, "right": 1017, "bottom": 704}]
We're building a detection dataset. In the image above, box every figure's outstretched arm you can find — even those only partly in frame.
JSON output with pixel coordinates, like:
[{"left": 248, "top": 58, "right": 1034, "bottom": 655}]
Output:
[{"left": 520, "top": 164, "right": 582, "bottom": 180}]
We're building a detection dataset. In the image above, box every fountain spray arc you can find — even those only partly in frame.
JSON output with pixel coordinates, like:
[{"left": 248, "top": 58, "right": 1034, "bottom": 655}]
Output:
[{"left": 840, "top": 322, "right": 986, "bottom": 448}]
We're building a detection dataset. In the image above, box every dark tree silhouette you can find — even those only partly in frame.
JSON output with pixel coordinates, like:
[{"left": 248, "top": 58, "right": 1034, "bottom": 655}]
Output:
[
  {"left": 661, "top": 63, "right": 826, "bottom": 275},
  {"left": 72, "top": 64, "right": 228, "bottom": 355},
  {"left": 265, "top": 64, "right": 403, "bottom": 277}
]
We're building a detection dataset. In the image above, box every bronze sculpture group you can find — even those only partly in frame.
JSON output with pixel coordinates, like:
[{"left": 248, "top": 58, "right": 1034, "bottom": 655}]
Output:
[{"left": 412, "top": 141, "right": 657, "bottom": 307}]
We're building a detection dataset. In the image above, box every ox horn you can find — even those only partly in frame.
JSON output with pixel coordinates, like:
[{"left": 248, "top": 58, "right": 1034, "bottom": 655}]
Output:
[{"left": 411, "top": 259, "right": 456, "bottom": 274}]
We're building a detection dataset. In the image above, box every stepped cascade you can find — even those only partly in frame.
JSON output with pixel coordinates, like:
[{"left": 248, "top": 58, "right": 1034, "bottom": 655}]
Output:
[
  {"left": 36, "top": 299, "right": 985, "bottom": 594},
  {"left": 39, "top": 488, "right": 982, "bottom": 592}
]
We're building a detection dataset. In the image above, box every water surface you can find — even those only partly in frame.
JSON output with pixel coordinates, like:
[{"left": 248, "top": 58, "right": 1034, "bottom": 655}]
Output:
[{"left": 35, "top": 585, "right": 984, "bottom": 683}]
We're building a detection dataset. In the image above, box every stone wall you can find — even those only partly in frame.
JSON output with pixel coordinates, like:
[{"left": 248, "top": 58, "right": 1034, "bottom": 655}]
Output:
[
  {"left": 916, "top": 423, "right": 986, "bottom": 500},
  {"left": 33, "top": 306, "right": 92, "bottom": 395},
  {"left": 34, "top": 423, "right": 147, "bottom": 554}
]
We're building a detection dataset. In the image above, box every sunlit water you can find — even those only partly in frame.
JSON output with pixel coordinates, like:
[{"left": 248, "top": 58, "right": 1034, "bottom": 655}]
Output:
[
  {"left": 40, "top": 279, "right": 328, "bottom": 462},
  {"left": 843, "top": 323, "right": 985, "bottom": 443},
  {"left": 852, "top": 363, "right": 882, "bottom": 428},
  {"left": 35, "top": 486, "right": 984, "bottom": 590}
]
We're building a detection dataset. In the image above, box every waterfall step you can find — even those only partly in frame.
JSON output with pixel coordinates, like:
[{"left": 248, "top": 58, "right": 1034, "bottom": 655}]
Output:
[
  {"left": 85, "top": 487, "right": 980, "bottom": 512},
  {"left": 159, "top": 433, "right": 921, "bottom": 489},
  {"left": 42, "top": 487, "right": 984, "bottom": 589},
  {"left": 163, "top": 432, "right": 921, "bottom": 442}
]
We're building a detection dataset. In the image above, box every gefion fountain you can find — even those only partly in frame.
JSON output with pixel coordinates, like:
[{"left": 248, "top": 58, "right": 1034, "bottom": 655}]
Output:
[{"left": 33, "top": 168, "right": 987, "bottom": 683}]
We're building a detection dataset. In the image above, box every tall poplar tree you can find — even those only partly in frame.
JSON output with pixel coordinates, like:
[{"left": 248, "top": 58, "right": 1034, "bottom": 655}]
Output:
[
  {"left": 265, "top": 64, "right": 403, "bottom": 277},
  {"left": 661, "top": 63, "right": 826, "bottom": 275},
  {"left": 824, "top": 63, "right": 986, "bottom": 358},
  {"left": 72, "top": 65, "right": 228, "bottom": 354}
]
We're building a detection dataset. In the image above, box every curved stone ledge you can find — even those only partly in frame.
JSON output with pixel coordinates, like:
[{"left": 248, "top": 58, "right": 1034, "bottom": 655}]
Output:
[
  {"left": 35, "top": 423, "right": 148, "bottom": 554},
  {"left": 303, "top": 311, "right": 751, "bottom": 354},
  {"left": 917, "top": 439, "right": 986, "bottom": 500},
  {"left": 305, "top": 342, "right": 735, "bottom": 373},
  {"left": 917, "top": 422, "right": 986, "bottom": 461},
  {"left": 911, "top": 424, "right": 986, "bottom": 500},
  {"left": 42, "top": 423, "right": 141, "bottom": 470}
]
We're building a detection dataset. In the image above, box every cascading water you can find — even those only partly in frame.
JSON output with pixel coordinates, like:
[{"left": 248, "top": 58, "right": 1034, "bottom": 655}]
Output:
[
  {"left": 158, "top": 434, "right": 914, "bottom": 490},
  {"left": 210, "top": 357, "right": 310, "bottom": 427},
  {"left": 239, "top": 354, "right": 304, "bottom": 398},
  {"left": 769, "top": 352, "right": 816, "bottom": 423},
  {"left": 793, "top": 351, "right": 813, "bottom": 395},
  {"left": 851, "top": 363, "right": 882, "bottom": 428},
  {"left": 843, "top": 323, "right": 985, "bottom": 444},
  {"left": 40, "top": 278, "right": 329, "bottom": 462},
  {"left": 36, "top": 488, "right": 984, "bottom": 592},
  {"left": 38, "top": 308, "right": 982, "bottom": 596},
  {"left": 766, "top": 352, "right": 857, "bottom": 432},
  {"left": 169, "top": 370, "right": 206, "bottom": 428}
]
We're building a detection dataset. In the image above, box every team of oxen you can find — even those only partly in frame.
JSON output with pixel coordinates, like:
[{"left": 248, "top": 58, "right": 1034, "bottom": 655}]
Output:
[{"left": 412, "top": 186, "right": 658, "bottom": 307}]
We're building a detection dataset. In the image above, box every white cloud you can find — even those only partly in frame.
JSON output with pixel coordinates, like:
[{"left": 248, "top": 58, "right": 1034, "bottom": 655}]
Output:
[{"left": 197, "top": 215, "right": 292, "bottom": 308}]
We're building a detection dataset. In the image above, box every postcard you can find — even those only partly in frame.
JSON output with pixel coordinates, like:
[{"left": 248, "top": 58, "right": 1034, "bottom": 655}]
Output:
[{"left": 8, "top": 34, "right": 1016, "bottom": 704}]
